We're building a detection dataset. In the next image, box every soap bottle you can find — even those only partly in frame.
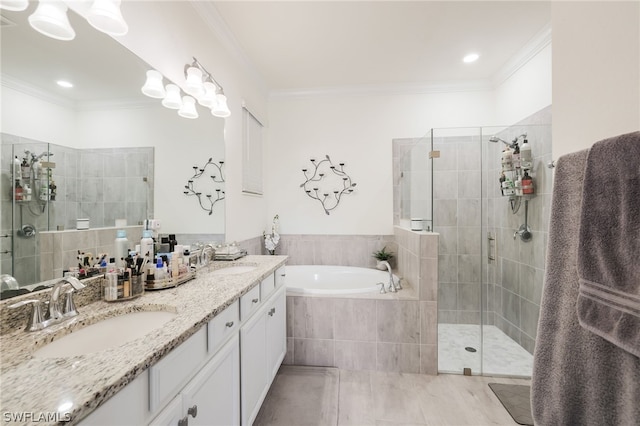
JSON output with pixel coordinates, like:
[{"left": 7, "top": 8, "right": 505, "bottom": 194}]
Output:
[
  {"left": 501, "top": 147, "right": 513, "bottom": 172},
  {"left": 115, "top": 230, "right": 130, "bottom": 268},
  {"left": 21, "top": 157, "right": 30, "bottom": 179},
  {"left": 13, "top": 156, "right": 21, "bottom": 181},
  {"left": 14, "top": 180, "right": 23, "bottom": 201},
  {"left": 522, "top": 171, "right": 534, "bottom": 195}
]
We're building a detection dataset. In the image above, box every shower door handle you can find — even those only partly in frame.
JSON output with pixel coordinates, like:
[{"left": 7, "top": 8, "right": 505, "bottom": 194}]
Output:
[{"left": 487, "top": 233, "right": 496, "bottom": 262}]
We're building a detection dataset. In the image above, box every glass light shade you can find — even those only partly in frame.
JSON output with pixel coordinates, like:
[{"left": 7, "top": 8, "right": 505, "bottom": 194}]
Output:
[
  {"left": 86, "top": 0, "right": 128, "bottom": 36},
  {"left": 0, "top": 0, "right": 28, "bottom": 11},
  {"left": 161, "top": 84, "right": 182, "bottom": 110},
  {"left": 185, "top": 66, "right": 204, "bottom": 97},
  {"left": 28, "top": 0, "right": 75, "bottom": 41},
  {"left": 141, "top": 70, "right": 165, "bottom": 99},
  {"left": 178, "top": 96, "right": 198, "bottom": 119},
  {"left": 197, "top": 81, "right": 217, "bottom": 108},
  {"left": 211, "top": 93, "right": 230, "bottom": 118}
]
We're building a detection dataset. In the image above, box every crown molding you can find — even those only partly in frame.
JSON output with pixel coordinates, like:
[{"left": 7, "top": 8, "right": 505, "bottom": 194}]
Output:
[
  {"left": 269, "top": 80, "right": 495, "bottom": 100},
  {"left": 2, "top": 74, "right": 157, "bottom": 111},
  {"left": 2, "top": 75, "right": 77, "bottom": 109},
  {"left": 189, "top": 1, "right": 268, "bottom": 95},
  {"left": 492, "top": 23, "right": 552, "bottom": 88}
]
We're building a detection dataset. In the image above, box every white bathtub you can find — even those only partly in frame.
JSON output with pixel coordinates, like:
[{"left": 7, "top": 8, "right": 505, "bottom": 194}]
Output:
[{"left": 285, "top": 265, "right": 397, "bottom": 295}]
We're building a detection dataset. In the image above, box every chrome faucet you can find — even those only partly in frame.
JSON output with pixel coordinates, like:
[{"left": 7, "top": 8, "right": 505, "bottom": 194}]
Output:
[
  {"left": 379, "top": 261, "right": 401, "bottom": 293},
  {"left": 9, "top": 277, "right": 87, "bottom": 331},
  {"left": 48, "top": 276, "right": 85, "bottom": 321}
]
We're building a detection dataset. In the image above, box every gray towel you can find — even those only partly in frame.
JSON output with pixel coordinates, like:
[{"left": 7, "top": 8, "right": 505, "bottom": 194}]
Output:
[
  {"left": 532, "top": 149, "right": 640, "bottom": 426},
  {"left": 577, "top": 131, "right": 640, "bottom": 357}
]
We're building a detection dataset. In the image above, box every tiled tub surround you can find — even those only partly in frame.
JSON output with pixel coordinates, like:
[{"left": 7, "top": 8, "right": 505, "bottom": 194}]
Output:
[
  {"left": 0, "top": 255, "right": 287, "bottom": 425},
  {"left": 284, "top": 229, "right": 438, "bottom": 375}
]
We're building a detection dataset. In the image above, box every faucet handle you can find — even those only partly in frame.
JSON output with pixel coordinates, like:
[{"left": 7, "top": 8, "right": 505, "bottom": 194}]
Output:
[
  {"left": 8, "top": 299, "right": 45, "bottom": 331},
  {"left": 63, "top": 288, "right": 79, "bottom": 317},
  {"left": 377, "top": 282, "right": 387, "bottom": 294}
]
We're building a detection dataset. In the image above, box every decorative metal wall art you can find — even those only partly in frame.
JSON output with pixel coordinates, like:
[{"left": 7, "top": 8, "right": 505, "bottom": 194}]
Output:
[
  {"left": 183, "top": 157, "right": 225, "bottom": 215},
  {"left": 300, "top": 155, "right": 356, "bottom": 215}
]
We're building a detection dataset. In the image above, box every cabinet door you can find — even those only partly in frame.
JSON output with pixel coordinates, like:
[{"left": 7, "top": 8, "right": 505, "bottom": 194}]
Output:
[
  {"left": 148, "top": 395, "right": 183, "bottom": 426},
  {"left": 182, "top": 335, "right": 240, "bottom": 426},
  {"left": 240, "top": 307, "right": 268, "bottom": 426},
  {"left": 82, "top": 371, "right": 150, "bottom": 425},
  {"left": 266, "top": 287, "right": 287, "bottom": 380}
]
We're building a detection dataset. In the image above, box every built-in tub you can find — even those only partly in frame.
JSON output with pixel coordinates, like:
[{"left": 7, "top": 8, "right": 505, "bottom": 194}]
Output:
[{"left": 285, "top": 265, "right": 398, "bottom": 295}]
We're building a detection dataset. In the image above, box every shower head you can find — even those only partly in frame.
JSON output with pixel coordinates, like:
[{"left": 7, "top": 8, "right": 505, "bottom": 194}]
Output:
[{"left": 489, "top": 136, "right": 517, "bottom": 149}]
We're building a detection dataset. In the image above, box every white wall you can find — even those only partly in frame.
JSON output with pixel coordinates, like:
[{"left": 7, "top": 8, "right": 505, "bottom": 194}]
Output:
[
  {"left": 267, "top": 90, "right": 496, "bottom": 235},
  {"left": 552, "top": 1, "right": 640, "bottom": 159},
  {"left": 494, "top": 44, "right": 552, "bottom": 125},
  {"left": 105, "top": 1, "right": 270, "bottom": 242},
  {"left": 0, "top": 86, "right": 76, "bottom": 146}
]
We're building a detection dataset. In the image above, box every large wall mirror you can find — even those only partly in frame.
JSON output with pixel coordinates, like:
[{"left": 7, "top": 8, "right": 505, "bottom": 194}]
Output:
[{"left": 1, "top": 4, "right": 225, "bottom": 289}]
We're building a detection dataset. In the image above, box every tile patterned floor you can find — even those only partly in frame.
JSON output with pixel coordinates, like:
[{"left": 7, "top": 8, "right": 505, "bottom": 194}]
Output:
[
  {"left": 256, "top": 366, "right": 531, "bottom": 426},
  {"left": 438, "top": 324, "right": 533, "bottom": 377}
]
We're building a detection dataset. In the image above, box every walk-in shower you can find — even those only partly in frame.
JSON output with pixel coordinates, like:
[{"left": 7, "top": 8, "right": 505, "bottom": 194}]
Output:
[{"left": 395, "top": 108, "right": 552, "bottom": 378}]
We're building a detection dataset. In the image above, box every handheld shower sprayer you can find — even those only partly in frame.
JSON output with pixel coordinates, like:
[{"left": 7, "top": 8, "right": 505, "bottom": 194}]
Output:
[{"left": 489, "top": 136, "right": 517, "bottom": 149}]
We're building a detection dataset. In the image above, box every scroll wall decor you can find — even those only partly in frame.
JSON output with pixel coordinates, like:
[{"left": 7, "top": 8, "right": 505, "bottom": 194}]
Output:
[
  {"left": 183, "top": 158, "right": 225, "bottom": 215},
  {"left": 300, "top": 155, "right": 357, "bottom": 215}
]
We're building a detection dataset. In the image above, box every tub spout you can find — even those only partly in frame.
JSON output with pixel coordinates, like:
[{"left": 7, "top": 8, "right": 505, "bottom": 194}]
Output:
[{"left": 379, "top": 261, "right": 400, "bottom": 293}]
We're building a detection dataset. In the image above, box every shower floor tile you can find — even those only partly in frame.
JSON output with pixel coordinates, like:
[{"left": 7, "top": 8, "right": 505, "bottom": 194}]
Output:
[{"left": 438, "top": 324, "right": 533, "bottom": 377}]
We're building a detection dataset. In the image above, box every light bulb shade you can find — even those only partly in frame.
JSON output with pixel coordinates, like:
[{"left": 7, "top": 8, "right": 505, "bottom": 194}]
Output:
[
  {"left": 86, "top": 0, "right": 128, "bottom": 36},
  {"left": 0, "top": 0, "right": 28, "bottom": 11},
  {"left": 141, "top": 70, "right": 165, "bottom": 99},
  {"left": 185, "top": 66, "right": 204, "bottom": 97},
  {"left": 28, "top": 0, "right": 75, "bottom": 41},
  {"left": 161, "top": 84, "right": 182, "bottom": 110},
  {"left": 178, "top": 96, "right": 198, "bottom": 119},
  {"left": 197, "top": 81, "right": 217, "bottom": 108},
  {"left": 211, "top": 93, "right": 230, "bottom": 118}
]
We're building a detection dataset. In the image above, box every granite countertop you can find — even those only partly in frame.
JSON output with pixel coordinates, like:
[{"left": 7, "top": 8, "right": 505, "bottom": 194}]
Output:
[{"left": 0, "top": 255, "right": 287, "bottom": 426}]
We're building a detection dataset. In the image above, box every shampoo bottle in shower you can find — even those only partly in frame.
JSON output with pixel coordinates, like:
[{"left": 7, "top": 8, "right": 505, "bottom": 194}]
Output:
[
  {"left": 13, "top": 156, "right": 21, "bottom": 181},
  {"left": 520, "top": 139, "right": 532, "bottom": 169},
  {"left": 522, "top": 171, "right": 534, "bottom": 195}
]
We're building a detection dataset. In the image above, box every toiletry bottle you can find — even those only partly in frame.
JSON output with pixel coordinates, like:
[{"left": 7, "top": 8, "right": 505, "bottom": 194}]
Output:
[
  {"left": 520, "top": 139, "right": 532, "bottom": 169},
  {"left": 501, "top": 147, "right": 513, "bottom": 172},
  {"left": 24, "top": 184, "right": 31, "bottom": 201},
  {"left": 21, "top": 157, "right": 30, "bottom": 179},
  {"left": 14, "top": 180, "right": 23, "bottom": 201},
  {"left": 522, "top": 171, "right": 534, "bottom": 195},
  {"left": 115, "top": 230, "right": 130, "bottom": 268},
  {"left": 515, "top": 175, "right": 523, "bottom": 196},
  {"left": 49, "top": 181, "right": 57, "bottom": 201},
  {"left": 169, "top": 234, "right": 177, "bottom": 252},
  {"left": 140, "top": 230, "right": 154, "bottom": 260},
  {"left": 499, "top": 172, "right": 506, "bottom": 196},
  {"left": 512, "top": 142, "right": 521, "bottom": 169},
  {"left": 13, "top": 156, "right": 21, "bottom": 181}
]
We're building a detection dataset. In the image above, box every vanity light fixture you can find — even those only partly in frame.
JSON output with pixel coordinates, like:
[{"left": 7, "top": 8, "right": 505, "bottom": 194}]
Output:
[
  {"left": 85, "top": 0, "right": 128, "bottom": 36},
  {"left": 161, "top": 84, "right": 182, "bottom": 110},
  {"left": 178, "top": 95, "right": 199, "bottom": 119},
  {"left": 141, "top": 70, "right": 166, "bottom": 99},
  {"left": 0, "top": 0, "right": 28, "bottom": 11},
  {"left": 185, "top": 57, "right": 231, "bottom": 118},
  {"left": 28, "top": 0, "right": 76, "bottom": 41}
]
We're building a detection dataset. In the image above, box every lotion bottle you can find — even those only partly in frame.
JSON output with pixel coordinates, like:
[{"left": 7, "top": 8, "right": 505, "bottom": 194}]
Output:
[{"left": 115, "top": 230, "right": 129, "bottom": 268}]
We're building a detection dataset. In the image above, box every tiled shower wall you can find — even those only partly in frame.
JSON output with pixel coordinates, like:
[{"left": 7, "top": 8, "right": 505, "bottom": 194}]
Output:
[
  {"left": 486, "top": 107, "right": 552, "bottom": 354},
  {"left": 282, "top": 229, "right": 439, "bottom": 374}
]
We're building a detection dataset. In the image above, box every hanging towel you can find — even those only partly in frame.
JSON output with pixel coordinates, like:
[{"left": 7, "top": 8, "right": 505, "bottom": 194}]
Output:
[
  {"left": 532, "top": 149, "right": 640, "bottom": 426},
  {"left": 577, "top": 131, "right": 640, "bottom": 357}
]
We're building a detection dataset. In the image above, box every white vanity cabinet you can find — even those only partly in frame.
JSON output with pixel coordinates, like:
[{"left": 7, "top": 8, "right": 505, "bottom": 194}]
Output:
[
  {"left": 240, "top": 274, "right": 287, "bottom": 426},
  {"left": 149, "top": 335, "right": 240, "bottom": 426}
]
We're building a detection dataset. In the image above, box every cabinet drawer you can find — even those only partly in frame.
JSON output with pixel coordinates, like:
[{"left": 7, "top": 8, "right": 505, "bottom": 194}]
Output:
[
  {"left": 260, "top": 273, "right": 276, "bottom": 300},
  {"left": 240, "top": 284, "right": 261, "bottom": 321},
  {"left": 208, "top": 300, "right": 239, "bottom": 355},
  {"left": 274, "top": 265, "right": 286, "bottom": 290},
  {"left": 149, "top": 327, "right": 207, "bottom": 413}
]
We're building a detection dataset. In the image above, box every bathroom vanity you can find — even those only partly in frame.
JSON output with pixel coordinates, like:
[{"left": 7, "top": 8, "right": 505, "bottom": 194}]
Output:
[{"left": 0, "top": 255, "right": 287, "bottom": 426}]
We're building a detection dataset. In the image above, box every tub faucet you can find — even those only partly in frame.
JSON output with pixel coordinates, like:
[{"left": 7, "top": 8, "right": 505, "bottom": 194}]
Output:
[{"left": 379, "top": 261, "right": 401, "bottom": 293}]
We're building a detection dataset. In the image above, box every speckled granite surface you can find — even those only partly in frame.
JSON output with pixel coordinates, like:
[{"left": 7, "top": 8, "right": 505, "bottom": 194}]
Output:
[{"left": 0, "top": 255, "right": 287, "bottom": 426}]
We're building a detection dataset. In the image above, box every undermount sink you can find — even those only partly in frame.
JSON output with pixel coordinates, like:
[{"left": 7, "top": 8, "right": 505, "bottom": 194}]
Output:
[
  {"left": 33, "top": 311, "right": 176, "bottom": 358},
  {"left": 211, "top": 265, "right": 257, "bottom": 275}
]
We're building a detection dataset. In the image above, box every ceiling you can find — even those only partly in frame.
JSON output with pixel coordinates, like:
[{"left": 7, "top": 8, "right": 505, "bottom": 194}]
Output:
[{"left": 212, "top": 1, "right": 552, "bottom": 94}]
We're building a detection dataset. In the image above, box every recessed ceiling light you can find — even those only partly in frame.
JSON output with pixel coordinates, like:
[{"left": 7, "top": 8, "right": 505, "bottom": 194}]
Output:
[
  {"left": 463, "top": 53, "right": 479, "bottom": 63},
  {"left": 56, "top": 80, "right": 73, "bottom": 88}
]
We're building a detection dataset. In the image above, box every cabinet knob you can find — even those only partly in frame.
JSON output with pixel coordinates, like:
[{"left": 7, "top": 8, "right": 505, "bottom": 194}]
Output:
[
  {"left": 268, "top": 307, "right": 276, "bottom": 316},
  {"left": 188, "top": 405, "right": 198, "bottom": 418},
  {"left": 178, "top": 416, "right": 189, "bottom": 426},
  {"left": 252, "top": 298, "right": 259, "bottom": 304},
  {"left": 225, "top": 321, "right": 234, "bottom": 328}
]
